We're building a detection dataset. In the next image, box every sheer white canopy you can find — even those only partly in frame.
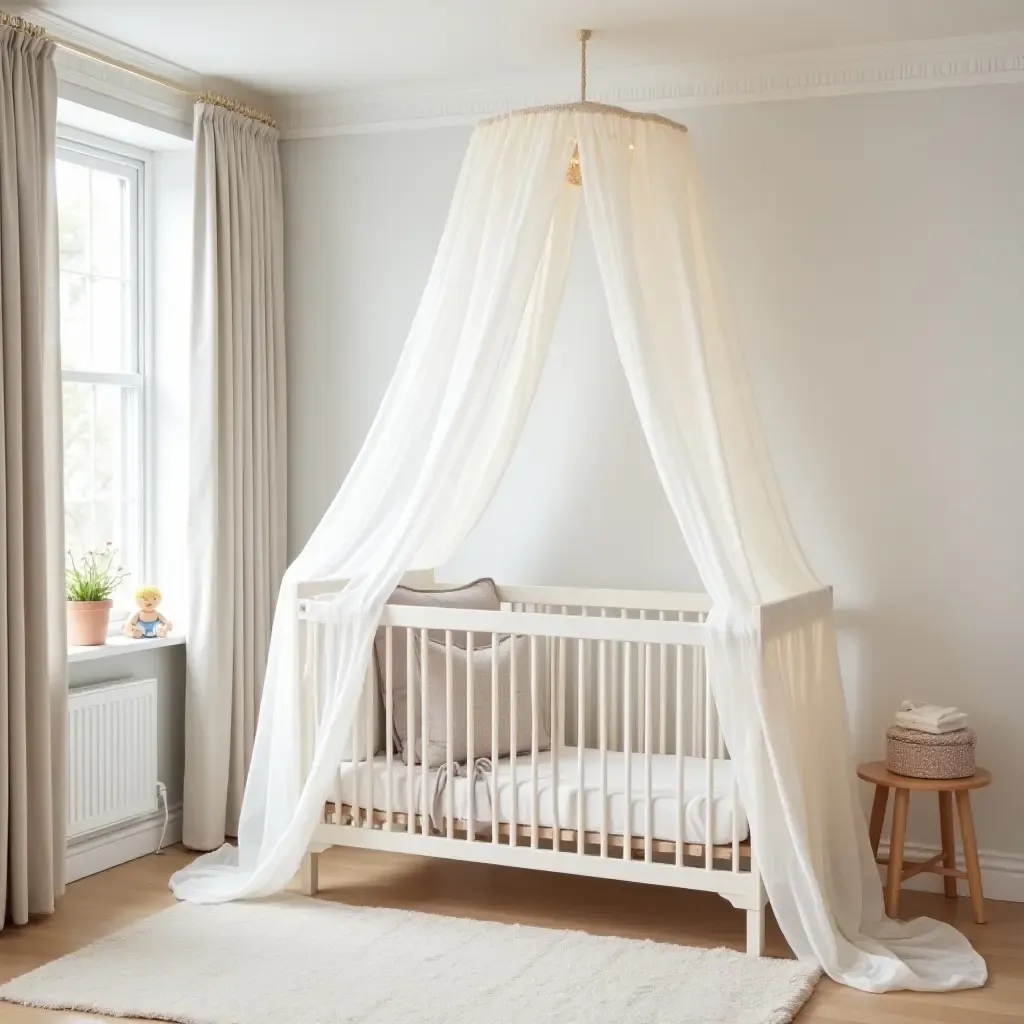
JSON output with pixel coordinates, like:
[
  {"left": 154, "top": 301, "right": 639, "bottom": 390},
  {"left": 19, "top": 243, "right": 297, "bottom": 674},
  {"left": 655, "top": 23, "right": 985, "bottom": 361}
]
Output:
[{"left": 171, "top": 103, "right": 985, "bottom": 993}]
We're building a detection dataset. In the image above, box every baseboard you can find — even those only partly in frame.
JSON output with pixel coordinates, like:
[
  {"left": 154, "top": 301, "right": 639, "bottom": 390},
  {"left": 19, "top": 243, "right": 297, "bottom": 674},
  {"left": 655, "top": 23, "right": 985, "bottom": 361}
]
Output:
[
  {"left": 877, "top": 840, "right": 1024, "bottom": 903},
  {"left": 66, "top": 803, "right": 183, "bottom": 883}
]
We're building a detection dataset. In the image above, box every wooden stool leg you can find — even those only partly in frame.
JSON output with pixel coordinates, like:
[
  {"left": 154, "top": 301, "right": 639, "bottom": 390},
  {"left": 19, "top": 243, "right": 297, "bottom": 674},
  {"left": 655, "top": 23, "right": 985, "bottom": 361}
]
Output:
[
  {"left": 955, "top": 789, "right": 986, "bottom": 924},
  {"left": 868, "top": 784, "right": 889, "bottom": 858},
  {"left": 885, "top": 788, "right": 910, "bottom": 919},
  {"left": 938, "top": 791, "right": 958, "bottom": 899}
]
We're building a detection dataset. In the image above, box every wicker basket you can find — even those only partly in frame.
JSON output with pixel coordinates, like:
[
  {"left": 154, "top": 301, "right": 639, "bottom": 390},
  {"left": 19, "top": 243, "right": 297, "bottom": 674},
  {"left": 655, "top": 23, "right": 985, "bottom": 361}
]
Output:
[{"left": 886, "top": 726, "right": 976, "bottom": 780}]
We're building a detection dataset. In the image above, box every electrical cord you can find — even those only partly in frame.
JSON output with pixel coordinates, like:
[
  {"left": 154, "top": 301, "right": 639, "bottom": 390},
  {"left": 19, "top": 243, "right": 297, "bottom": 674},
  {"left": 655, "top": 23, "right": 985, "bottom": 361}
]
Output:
[{"left": 155, "top": 781, "right": 169, "bottom": 854}]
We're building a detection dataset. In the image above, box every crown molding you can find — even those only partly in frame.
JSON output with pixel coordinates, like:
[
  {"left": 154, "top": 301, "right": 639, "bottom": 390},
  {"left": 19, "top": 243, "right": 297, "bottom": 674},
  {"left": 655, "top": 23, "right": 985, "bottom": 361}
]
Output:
[
  {"left": 24, "top": 8, "right": 200, "bottom": 128},
  {"left": 280, "top": 31, "right": 1024, "bottom": 139},
  {"left": 24, "top": 8, "right": 282, "bottom": 134}
]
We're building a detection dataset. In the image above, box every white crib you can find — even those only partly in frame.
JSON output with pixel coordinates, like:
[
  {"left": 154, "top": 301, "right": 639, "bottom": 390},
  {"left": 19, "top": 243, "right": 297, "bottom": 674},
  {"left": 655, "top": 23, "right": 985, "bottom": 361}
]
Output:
[{"left": 295, "top": 577, "right": 768, "bottom": 955}]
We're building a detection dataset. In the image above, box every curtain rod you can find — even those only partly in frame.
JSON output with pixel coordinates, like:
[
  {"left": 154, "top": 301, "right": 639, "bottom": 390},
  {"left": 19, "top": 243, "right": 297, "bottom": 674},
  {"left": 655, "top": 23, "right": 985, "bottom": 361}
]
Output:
[{"left": 0, "top": 12, "right": 277, "bottom": 127}]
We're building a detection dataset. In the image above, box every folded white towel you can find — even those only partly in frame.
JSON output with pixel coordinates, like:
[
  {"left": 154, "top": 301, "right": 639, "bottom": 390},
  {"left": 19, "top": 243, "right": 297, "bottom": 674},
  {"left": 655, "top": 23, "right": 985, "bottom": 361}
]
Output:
[
  {"left": 894, "top": 713, "right": 968, "bottom": 735},
  {"left": 896, "top": 701, "right": 968, "bottom": 734}
]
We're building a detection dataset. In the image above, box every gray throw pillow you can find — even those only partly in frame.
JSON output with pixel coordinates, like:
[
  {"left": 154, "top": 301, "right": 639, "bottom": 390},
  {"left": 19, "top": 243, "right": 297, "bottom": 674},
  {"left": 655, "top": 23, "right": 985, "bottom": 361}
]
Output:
[
  {"left": 406, "top": 633, "right": 552, "bottom": 768},
  {"left": 372, "top": 579, "right": 502, "bottom": 759}
]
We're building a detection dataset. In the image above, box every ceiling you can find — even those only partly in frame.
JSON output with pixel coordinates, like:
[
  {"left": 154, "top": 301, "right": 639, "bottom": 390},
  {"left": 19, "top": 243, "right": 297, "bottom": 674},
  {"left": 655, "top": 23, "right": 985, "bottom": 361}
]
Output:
[{"left": 27, "top": 0, "right": 1024, "bottom": 96}]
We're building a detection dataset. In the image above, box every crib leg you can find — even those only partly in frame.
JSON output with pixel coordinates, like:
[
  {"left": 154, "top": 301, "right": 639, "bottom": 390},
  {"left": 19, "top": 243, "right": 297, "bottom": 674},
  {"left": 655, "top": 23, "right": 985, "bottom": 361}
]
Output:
[
  {"left": 746, "top": 906, "right": 766, "bottom": 957},
  {"left": 300, "top": 851, "right": 320, "bottom": 896}
]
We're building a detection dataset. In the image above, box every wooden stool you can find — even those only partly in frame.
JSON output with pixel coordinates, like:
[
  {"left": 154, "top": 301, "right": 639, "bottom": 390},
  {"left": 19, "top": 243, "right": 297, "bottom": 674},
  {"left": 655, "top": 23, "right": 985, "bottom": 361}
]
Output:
[{"left": 857, "top": 761, "right": 991, "bottom": 924}]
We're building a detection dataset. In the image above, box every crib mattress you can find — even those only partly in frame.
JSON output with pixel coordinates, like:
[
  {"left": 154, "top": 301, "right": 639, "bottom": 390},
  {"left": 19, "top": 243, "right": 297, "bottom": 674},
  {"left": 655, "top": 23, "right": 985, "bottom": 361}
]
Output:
[{"left": 334, "top": 747, "right": 748, "bottom": 848}]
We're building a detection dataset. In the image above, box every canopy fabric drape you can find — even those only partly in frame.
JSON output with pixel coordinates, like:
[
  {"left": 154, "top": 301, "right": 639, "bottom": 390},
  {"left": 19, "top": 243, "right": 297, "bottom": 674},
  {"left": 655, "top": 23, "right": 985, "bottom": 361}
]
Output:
[
  {"left": 183, "top": 103, "right": 288, "bottom": 851},
  {"left": 171, "top": 104, "right": 985, "bottom": 992},
  {"left": 0, "top": 23, "right": 67, "bottom": 928}
]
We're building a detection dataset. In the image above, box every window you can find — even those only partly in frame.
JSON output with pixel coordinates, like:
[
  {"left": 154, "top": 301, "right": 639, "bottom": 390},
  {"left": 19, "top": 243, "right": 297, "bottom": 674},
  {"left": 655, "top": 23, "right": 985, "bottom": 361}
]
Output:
[{"left": 57, "top": 138, "right": 145, "bottom": 613}]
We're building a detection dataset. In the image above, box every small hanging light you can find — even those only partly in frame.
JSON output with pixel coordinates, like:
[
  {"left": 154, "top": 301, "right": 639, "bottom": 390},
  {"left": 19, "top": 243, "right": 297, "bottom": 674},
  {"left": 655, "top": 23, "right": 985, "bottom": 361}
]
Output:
[{"left": 566, "top": 29, "right": 591, "bottom": 187}]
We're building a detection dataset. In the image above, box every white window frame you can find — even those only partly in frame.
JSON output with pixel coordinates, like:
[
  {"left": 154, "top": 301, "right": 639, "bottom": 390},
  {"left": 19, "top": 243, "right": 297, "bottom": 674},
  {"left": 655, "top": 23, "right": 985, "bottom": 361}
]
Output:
[{"left": 57, "top": 128, "right": 153, "bottom": 627}]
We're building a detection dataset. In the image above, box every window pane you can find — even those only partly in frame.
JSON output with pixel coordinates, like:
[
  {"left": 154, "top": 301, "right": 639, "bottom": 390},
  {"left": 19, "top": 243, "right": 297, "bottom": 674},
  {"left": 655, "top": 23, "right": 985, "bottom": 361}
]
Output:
[
  {"left": 90, "top": 167, "right": 129, "bottom": 279},
  {"left": 62, "top": 381, "right": 140, "bottom": 607},
  {"left": 64, "top": 500, "right": 93, "bottom": 560},
  {"left": 59, "top": 271, "right": 91, "bottom": 371},
  {"left": 57, "top": 143, "right": 144, "bottom": 624},
  {"left": 56, "top": 160, "right": 89, "bottom": 274},
  {"left": 56, "top": 153, "right": 135, "bottom": 373},
  {"left": 62, "top": 381, "right": 94, "bottom": 504},
  {"left": 90, "top": 277, "right": 129, "bottom": 371}
]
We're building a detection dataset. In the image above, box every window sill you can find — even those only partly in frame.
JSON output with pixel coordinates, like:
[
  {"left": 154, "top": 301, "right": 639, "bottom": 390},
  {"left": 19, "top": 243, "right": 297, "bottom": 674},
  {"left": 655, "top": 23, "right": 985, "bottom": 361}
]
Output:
[{"left": 68, "top": 633, "right": 185, "bottom": 665}]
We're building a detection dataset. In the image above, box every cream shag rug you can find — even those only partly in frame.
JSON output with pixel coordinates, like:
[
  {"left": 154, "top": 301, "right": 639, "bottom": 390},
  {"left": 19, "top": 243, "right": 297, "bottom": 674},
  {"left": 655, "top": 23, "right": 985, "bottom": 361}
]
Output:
[{"left": 0, "top": 896, "right": 819, "bottom": 1024}]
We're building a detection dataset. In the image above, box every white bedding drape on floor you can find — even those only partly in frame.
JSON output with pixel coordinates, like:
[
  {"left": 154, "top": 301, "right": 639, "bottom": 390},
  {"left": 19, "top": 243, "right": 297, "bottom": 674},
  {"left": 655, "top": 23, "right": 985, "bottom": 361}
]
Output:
[
  {"left": 171, "top": 104, "right": 985, "bottom": 992},
  {"left": 0, "top": 23, "right": 67, "bottom": 928},
  {"left": 183, "top": 103, "right": 288, "bottom": 851}
]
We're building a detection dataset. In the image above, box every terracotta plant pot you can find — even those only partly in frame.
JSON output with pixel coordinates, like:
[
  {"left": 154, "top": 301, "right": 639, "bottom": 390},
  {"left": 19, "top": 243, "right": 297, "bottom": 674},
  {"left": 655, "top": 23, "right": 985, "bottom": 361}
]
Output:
[{"left": 67, "top": 600, "right": 113, "bottom": 646}]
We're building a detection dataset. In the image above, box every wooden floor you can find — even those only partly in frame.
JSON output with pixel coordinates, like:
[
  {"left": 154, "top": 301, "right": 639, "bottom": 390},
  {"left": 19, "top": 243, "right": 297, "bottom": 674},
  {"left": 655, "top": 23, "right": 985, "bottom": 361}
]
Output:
[{"left": 0, "top": 845, "right": 1022, "bottom": 1022}]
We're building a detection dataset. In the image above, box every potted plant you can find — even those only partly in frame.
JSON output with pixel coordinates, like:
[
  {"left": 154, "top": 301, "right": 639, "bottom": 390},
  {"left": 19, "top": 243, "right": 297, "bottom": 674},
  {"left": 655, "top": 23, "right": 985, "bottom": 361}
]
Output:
[{"left": 66, "top": 543, "right": 129, "bottom": 646}]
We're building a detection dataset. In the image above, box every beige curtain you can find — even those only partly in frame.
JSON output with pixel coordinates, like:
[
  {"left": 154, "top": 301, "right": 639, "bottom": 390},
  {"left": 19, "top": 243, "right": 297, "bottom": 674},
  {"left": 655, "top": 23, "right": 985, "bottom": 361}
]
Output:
[
  {"left": 183, "top": 103, "right": 287, "bottom": 850},
  {"left": 0, "top": 23, "right": 68, "bottom": 927}
]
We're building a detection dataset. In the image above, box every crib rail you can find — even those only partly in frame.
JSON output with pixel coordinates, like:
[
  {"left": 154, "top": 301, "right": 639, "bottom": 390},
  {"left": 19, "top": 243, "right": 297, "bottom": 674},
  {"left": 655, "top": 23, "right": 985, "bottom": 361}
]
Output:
[
  {"left": 295, "top": 581, "right": 766, "bottom": 953},
  {"left": 299, "top": 595, "right": 746, "bottom": 863}
]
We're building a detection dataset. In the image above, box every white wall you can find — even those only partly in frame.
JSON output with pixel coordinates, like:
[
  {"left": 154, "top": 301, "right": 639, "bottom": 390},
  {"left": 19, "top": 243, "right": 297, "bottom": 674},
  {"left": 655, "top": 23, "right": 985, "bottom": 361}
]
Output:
[{"left": 282, "top": 84, "right": 1024, "bottom": 865}]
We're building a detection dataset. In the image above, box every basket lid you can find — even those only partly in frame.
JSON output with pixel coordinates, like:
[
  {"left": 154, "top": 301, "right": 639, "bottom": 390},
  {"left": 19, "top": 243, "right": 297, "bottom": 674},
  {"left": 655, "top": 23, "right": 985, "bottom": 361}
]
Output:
[{"left": 887, "top": 725, "right": 976, "bottom": 746}]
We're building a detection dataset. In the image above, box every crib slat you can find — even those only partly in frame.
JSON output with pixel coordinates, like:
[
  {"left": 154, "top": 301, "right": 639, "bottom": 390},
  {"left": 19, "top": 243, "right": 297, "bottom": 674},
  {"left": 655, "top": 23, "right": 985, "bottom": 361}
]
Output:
[
  {"left": 297, "top": 616, "right": 309, "bottom": 790},
  {"left": 385, "top": 627, "right": 393, "bottom": 831},
  {"left": 552, "top": 610, "right": 563, "bottom": 852},
  {"left": 576, "top": 636, "right": 585, "bottom": 855},
  {"left": 491, "top": 634, "right": 499, "bottom": 844},
  {"left": 420, "top": 628, "right": 429, "bottom": 836},
  {"left": 351, "top": 668, "right": 362, "bottom": 830},
  {"left": 406, "top": 627, "right": 414, "bottom": 835},
  {"left": 644, "top": 641, "right": 653, "bottom": 863},
  {"left": 675, "top": 636, "right": 684, "bottom": 866},
  {"left": 445, "top": 630, "right": 454, "bottom": 840},
  {"left": 312, "top": 624, "right": 337, "bottom": 826},
  {"left": 364, "top": 661, "right": 374, "bottom": 828},
  {"left": 466, "top": 631, "right": 475, "bottom": 842},
  {"left": 333, "top": 773, "right": 344, "bottom": 826},
  {"left": 309, "top": 620, "right": 320, "bottom": 743},
  {"left": 705, "top": 669, "right": 715, "bottom": 871},
  {"left": 325, "top": 624, "right": 342, "bottom": 826},
  {"left": 658, "top": 611, "right": 668, "bottom": 755},
  {"left": 732, "top": 767, "right": 740, "bottom": 872},
  {"left": 530, "top": 634, "right": 539, "bottom": 850},
  {"left": 510, "top": 634, "right": 518, "bottom": 844},
  {"left": 623, "top": 641, "right": 633, "bottom": 859},
  {"left": 558, "top": 607, "right": 568, "bottom": 749},
  {"left": 639, "top": 611, "right": 647, "bottom": 754},
  {"left": 615, "top": 608, "right": 627, "bottom": 750},
  {"left": 691, "top": 619, "right": 702, "bottom": 756},
  {"left": 599, "top": 635, "right": 608, "bottom": 858}
]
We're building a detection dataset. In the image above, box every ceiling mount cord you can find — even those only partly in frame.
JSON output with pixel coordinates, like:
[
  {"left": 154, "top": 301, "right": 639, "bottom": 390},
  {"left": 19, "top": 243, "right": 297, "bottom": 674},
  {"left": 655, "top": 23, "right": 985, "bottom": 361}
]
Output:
[{"left": 579, "top": 28, "right": 592, "bottom": 102}]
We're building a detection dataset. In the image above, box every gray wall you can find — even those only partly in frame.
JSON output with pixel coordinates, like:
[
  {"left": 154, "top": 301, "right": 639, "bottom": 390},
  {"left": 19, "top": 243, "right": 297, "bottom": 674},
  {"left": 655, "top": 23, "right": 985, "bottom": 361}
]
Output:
[{"left": 282, "top": 84, "right": 1024, "bottom": 861}]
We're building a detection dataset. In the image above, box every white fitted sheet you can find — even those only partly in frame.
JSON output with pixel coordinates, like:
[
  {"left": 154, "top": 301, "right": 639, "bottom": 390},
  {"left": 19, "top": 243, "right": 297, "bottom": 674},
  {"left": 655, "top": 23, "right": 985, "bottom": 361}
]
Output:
[{"left": 336, "top": 746, "right": 748, "bottom": 847}]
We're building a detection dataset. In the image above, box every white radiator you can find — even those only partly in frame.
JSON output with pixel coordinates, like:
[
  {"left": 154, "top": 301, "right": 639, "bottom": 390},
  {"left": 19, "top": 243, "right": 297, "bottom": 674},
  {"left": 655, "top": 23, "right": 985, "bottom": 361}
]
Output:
[{"left": 68, "top": 677, "right": 159, "bottom": 839}]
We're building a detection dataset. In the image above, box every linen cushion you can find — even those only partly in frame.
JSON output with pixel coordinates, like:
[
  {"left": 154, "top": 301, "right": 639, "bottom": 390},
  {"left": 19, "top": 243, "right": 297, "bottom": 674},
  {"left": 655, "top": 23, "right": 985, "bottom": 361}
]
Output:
[
  {"left": 372, "top": 578, "right": 552, "bottom": 766},
  {"left": 372, "top": 579, "right": 502, "bottom": 759},
  {"left": 406, "top": 634, "right": 552, "bottom": 768}
]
